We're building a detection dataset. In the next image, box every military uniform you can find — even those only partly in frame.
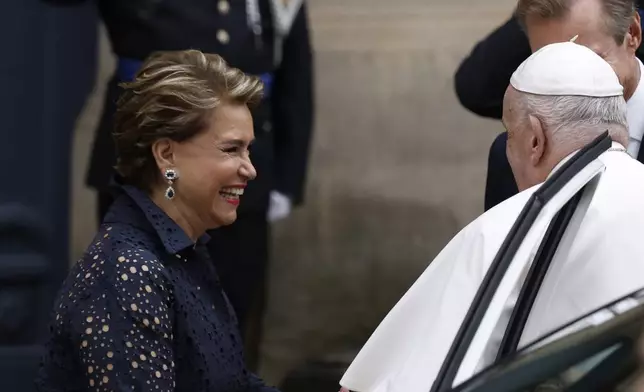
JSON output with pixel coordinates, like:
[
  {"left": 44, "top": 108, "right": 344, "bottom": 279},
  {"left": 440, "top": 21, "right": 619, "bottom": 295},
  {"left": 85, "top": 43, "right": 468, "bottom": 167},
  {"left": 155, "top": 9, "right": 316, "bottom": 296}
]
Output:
[{"left": 45, "top": 0, "right": 314, "bottom": 369}]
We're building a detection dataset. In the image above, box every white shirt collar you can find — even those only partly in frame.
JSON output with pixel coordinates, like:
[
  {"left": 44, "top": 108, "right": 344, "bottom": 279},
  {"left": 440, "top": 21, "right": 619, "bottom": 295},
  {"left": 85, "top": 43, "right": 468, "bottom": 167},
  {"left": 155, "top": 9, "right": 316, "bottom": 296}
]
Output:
[{"left": 627, "top": 59, "right": 644, "bottom": 143}]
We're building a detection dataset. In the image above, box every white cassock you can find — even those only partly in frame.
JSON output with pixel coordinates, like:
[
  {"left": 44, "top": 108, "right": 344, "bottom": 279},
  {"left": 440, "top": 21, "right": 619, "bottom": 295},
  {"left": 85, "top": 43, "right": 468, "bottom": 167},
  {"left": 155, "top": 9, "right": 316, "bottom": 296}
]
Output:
[{"left": 339, "top": 144, "right": 644, "bottom": 392}]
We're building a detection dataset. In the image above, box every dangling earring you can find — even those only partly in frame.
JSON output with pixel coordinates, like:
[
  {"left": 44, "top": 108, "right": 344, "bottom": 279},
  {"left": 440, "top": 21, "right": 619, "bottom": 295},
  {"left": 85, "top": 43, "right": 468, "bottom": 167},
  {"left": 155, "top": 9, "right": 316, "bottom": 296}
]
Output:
[{"left": 164, "top": 168, "right": 179, "bottom": 200}]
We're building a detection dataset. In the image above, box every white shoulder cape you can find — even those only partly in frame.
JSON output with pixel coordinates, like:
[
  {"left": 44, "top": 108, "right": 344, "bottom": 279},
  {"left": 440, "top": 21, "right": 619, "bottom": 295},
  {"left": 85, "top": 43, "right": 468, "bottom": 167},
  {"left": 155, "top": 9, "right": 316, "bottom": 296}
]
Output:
[{"left": 340, "top": 147, "right": 644, "bottom": 392}]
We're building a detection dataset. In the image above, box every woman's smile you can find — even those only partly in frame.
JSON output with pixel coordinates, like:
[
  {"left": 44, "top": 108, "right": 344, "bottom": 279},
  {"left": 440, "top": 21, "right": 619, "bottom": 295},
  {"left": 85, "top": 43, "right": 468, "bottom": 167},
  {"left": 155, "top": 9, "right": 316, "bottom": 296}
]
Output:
[{"left": 219, "top": 184, "right": 246, "bottom": 206}]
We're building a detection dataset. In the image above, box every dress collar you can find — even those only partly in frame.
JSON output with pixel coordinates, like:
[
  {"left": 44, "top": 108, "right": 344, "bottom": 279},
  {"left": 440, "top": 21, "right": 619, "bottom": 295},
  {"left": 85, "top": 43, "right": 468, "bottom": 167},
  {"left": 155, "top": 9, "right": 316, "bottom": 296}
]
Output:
[{"left": 104, "top": 177, "right": 210, "bottom": 254}]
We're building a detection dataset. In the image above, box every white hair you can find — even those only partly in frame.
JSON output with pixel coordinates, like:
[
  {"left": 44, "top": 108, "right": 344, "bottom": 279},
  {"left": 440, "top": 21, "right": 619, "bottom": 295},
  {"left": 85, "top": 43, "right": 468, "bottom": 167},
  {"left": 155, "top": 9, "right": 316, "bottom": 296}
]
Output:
[{"left": 516, "top": 92, "right": 629, "bottom": 147}]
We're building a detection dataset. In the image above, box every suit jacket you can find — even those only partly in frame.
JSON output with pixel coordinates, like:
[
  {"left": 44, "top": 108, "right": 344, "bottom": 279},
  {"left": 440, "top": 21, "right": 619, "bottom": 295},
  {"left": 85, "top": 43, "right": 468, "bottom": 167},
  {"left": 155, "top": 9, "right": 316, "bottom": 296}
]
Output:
[{"left": 44, "top": 0, "right": 315, "bottom": 213}]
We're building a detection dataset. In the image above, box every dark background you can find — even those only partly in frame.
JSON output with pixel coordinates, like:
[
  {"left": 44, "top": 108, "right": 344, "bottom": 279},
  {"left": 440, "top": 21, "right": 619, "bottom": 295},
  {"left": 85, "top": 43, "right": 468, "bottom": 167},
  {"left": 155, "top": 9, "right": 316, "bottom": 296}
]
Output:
[{"left": 0, "top": 2, "right": 97, "bottom": 390}]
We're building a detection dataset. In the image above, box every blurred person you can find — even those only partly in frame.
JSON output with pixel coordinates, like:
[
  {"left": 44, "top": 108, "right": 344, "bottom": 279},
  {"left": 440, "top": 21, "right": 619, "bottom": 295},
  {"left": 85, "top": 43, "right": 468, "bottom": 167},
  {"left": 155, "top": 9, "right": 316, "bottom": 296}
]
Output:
[
  {"left": 43, "top": 0, "right": 314, "bottom": 368},
  {"left": 340, "top": 42, "right": 644, "bottom": 392},
  {"left": 0, "top": 2, "right": 97, "bottom": 390},
  {"left": 36, "top": 50, "right": 281, "bottom": 392},
  {"left": 454, "top": 0, "right": 644, "bottom": 211}
]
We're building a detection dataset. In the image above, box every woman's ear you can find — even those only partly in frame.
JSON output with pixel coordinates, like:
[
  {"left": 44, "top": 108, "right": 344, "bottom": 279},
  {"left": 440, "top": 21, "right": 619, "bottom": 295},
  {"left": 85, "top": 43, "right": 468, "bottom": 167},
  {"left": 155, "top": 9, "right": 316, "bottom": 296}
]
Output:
[
  {"left": 528, "top": 114, "right": 546, "bottom": 166},
  {"left": 151, "top": 138, "right": 175, "bottom": 170}
]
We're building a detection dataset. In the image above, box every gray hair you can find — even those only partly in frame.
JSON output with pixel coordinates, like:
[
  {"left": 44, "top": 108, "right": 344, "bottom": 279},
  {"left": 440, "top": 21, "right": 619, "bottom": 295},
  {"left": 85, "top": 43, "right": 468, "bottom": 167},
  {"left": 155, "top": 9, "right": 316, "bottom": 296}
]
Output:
[
  {"left": 515, "top": 0, "right": 636, "bottom": 45},
  {"left": 515, "top": 92, "right": 629, "bottom": 147}
]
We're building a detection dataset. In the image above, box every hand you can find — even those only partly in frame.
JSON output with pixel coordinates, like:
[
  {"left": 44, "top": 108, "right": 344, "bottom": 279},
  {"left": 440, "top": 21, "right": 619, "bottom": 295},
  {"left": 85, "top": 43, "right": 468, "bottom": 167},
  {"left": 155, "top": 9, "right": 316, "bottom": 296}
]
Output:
[
  {"left": 267, "top": 191, "right": 292, "bottom": 222},
  {"left": 339, "top": 388, "right": 350, "bottom": 392}
]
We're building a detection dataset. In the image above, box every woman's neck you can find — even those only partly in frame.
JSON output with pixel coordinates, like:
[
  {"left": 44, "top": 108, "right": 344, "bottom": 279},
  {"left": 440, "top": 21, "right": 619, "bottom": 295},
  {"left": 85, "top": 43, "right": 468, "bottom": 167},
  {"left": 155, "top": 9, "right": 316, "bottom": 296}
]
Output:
[{"left": 150, "top": 188, "right": 204, "bottom": 242}]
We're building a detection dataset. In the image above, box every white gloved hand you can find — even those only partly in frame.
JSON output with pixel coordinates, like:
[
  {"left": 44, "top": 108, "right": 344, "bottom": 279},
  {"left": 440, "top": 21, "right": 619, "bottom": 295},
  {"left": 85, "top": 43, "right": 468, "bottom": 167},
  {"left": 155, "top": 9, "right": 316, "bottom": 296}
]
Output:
[{"left": 267, "top": 191, "right": 292, "bottom": 222}]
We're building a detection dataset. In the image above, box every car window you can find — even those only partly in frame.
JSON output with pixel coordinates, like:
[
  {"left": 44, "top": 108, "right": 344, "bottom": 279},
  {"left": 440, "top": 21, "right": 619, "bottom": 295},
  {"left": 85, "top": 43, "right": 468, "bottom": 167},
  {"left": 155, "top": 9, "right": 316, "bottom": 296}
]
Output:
[
  {"left": 519, "top": 288, "right": 644, "bottom": 354},
  {"left": 451, "top": 291, "right": 644, "bottom": 392},
  {"left": 454, "top": 341, "right": 632, "bottom": 392},
  {"left": 546, "top": 346, "right": 641, "bottom": 392},
  {"left": 530, "top": 344, "right": 620, "bottom": 391}
]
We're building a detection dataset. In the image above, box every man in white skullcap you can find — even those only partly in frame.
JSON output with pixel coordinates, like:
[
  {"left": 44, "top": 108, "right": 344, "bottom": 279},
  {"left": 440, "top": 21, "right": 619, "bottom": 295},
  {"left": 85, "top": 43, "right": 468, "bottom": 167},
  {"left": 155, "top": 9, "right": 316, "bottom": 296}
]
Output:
[{"left": 339, "top": 41, "right": 644, "bottom": 392}]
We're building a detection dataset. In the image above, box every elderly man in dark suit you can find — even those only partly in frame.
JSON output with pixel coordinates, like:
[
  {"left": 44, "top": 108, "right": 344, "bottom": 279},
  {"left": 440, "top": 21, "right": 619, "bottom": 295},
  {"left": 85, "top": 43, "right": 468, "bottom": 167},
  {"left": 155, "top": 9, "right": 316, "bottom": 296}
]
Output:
[{"left": 455, "top": 0, "right": 644, "bottom": 211}]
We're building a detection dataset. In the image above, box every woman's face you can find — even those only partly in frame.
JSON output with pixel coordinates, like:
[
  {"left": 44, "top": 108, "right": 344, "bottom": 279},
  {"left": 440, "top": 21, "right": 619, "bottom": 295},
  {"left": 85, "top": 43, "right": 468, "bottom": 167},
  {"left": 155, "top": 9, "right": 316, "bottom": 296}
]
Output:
[{"left": 171, "top": 103, "right": 256, "bottom": 229}]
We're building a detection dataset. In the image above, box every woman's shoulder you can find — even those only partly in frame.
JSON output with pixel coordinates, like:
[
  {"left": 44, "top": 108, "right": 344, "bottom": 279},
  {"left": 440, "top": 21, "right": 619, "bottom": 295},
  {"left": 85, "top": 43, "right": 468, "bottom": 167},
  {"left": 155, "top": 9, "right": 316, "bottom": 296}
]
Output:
[
  {"left": 42, "top": 225, "right": 178, "bottom": 390},
  {"left": 50, "top": 225, "right": 176, "bottom": 343},
  {"left": 87, "top": 223, "right": 167, "bottom": 267},
  {"left": 69, "top": 224, "right": 173, "bottom": 298}
]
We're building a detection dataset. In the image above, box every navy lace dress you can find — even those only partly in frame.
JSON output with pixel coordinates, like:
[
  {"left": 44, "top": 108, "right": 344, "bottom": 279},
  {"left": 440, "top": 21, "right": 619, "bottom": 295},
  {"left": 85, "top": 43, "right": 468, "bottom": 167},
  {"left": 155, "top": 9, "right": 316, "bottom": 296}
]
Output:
[{"left": 36, "top": 183, "right": 279, "bottom": 392}]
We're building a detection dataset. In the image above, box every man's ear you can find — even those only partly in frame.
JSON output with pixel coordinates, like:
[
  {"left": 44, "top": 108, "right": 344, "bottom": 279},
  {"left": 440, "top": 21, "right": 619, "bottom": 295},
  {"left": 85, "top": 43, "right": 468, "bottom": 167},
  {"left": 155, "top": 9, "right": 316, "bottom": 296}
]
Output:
[
  {"left": 626, "top": 12, "right": 642, "bottom": 54},
  {"left": 528, "top": 114, "right": 546, "bottom": 165},
  {"left": 151, "top": 138, "right": 175, "bottom": 171}
]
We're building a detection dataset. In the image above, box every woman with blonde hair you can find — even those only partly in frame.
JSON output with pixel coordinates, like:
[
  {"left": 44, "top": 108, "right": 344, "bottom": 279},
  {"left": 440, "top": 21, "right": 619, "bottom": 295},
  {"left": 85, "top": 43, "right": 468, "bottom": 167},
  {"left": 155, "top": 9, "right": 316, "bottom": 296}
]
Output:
[{"left": 36, "top": 49, "right": 279, "bottom": 392}]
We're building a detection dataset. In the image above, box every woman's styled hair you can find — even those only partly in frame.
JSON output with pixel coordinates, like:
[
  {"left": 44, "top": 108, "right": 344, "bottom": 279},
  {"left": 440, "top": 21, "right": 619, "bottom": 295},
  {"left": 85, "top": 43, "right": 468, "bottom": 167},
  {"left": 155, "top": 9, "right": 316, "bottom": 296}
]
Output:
[{"left": 113, "top": 49, "right": 264, "bottom": 191}]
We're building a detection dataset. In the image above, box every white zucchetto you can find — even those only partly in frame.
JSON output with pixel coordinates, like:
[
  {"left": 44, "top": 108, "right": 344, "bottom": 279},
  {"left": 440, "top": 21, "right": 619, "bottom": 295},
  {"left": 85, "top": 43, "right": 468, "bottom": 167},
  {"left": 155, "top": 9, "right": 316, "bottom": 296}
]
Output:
[{"left": 510, "top": 41, "right": 623, "bottom": 97}]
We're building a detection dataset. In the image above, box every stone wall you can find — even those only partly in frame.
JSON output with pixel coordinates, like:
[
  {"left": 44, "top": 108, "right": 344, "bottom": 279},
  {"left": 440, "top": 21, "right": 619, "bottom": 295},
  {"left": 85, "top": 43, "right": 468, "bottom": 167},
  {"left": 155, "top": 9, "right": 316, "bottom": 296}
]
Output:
[{"left": 259, "top": 0, "right": 517, "bottom": 384}]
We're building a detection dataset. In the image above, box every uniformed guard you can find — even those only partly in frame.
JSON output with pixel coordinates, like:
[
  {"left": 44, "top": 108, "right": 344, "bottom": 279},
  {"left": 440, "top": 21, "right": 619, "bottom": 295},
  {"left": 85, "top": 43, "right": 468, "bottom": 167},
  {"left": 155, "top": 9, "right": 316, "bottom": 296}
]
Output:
[{"left": 43, "top": 0, "right": 314, "bottom": 370}]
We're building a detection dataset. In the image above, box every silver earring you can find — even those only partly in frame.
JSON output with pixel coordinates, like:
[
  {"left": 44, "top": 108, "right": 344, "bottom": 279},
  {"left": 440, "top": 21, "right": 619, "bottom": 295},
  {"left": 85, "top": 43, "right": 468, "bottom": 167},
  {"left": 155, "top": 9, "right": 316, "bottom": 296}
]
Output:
[{"left": 164, "top": 168, "right": 179, "bottom": 200}]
